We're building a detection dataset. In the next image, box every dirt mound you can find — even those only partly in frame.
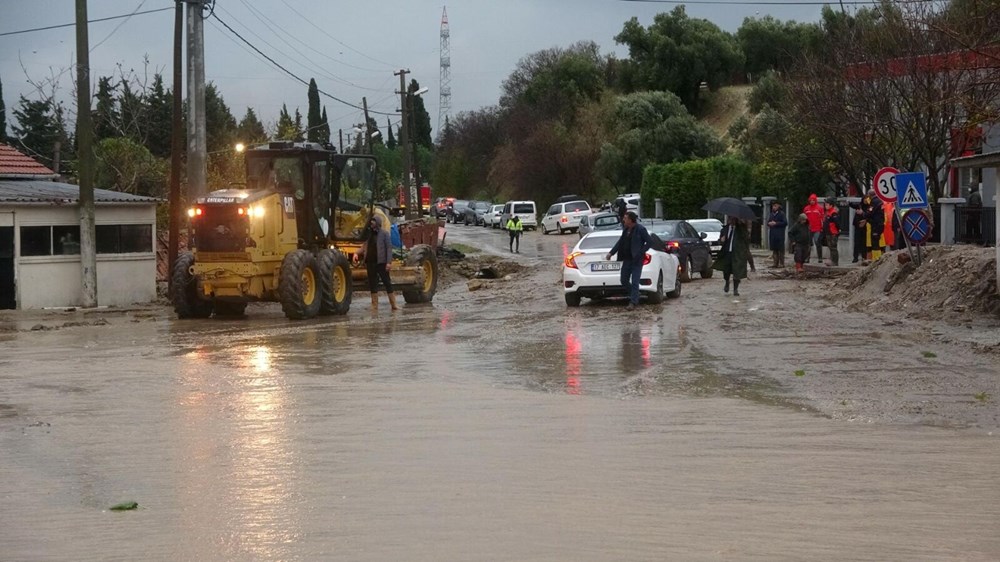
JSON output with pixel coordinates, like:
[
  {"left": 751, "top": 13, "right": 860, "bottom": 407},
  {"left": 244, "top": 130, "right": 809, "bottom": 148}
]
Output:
[{"left": 834, "top": 246, "right": 1000, "bottom": 320}]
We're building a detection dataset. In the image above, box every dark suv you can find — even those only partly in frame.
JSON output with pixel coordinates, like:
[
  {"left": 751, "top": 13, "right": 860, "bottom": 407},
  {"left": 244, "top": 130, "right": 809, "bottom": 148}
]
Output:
[{"left": 447, "top": 200, "right": 470, "bottom": 224}]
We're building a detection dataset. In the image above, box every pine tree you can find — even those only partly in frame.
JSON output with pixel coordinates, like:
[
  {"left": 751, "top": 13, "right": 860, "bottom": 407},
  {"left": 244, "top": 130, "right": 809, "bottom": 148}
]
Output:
[
  {"left": 307, "top": 78, "right": 322, "bottom": 142},
  {"left": 118, "top": 80, "right": 145, "bottom": 142},
  {"left": 386, "top": 117, "right": 396, "bottom": 149},
  {"left": 366, "top": 116, "right": 382, "bottom": 146},
  {"left": 0, "top": 75, "right": 7, "bottom": 141},
  {"left": 293, "top": 108, "right": 305, "bottom": 142},
  {"left": 276, "top": 104, "right": 297, "bottom": 140},
  {"left": 204, "top": 83, "right": 237, "bottom": 152},
  {"left": 92, "top": 76, "right": 119, "bottom": 141},
  {"left": 145, "top": 73, "right": 172, "bottom": 157},
  {"left": 238, "top": 107, "right": 267, "bottom": 144},
  {"left": 11, "top": 95, "right": 66, "bottom": 166},
  {"left": 318, "top": 106, "right": 330, "bottom": 145}
]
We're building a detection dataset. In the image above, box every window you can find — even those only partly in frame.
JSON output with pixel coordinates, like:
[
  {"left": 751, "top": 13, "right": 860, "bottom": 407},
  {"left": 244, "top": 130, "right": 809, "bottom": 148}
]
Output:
[
  {"left": 513, "top": 204, "right": 534, "bottom": 214},
  {"left": 578, "top": 236, "right": 615, "bottom": 250},
  {"left": 547, "top": 205, "right": 559, "bottom": 215},
  {"left": 54, "top": 226, "right": 81, "bottom": 255},
  {"left": 20, "top": 226, "right": 51, "bottom": 256},
  {"left": 565, "top": 202, "right": 590, "bottom": 212},
  {"left": 96, "top": 225, "right": 153, "bottom": 254}
]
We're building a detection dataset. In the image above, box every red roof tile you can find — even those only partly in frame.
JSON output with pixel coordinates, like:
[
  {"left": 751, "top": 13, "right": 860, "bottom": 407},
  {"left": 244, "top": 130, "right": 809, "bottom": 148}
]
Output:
[{"left": 0, "top": 143, "right": 57, "bottom": 178}]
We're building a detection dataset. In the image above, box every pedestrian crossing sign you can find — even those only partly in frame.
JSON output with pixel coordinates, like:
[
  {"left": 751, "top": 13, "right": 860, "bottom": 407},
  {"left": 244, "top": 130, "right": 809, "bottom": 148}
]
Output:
[{"left": 896, "top": 172, "right": 928, "bottom": 210}]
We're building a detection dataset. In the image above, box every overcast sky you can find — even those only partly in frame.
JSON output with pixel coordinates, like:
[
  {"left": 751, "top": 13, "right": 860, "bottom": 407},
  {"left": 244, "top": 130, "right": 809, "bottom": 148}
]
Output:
[{"left": 1, "top": 0, "right": 828, "bottom": 142}]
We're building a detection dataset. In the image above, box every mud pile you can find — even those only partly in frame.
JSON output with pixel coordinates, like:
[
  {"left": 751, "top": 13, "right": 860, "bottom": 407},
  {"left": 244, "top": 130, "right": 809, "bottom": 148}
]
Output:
[
  {"left": 435, "top": 246, "right": 526, "bottom": 290},
  {"left": 834, "top": 245, "right": 1000, "bottom": 320}
]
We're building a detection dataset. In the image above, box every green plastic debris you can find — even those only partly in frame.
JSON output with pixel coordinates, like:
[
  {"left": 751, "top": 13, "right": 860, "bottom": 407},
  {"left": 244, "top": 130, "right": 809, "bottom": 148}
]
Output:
[{"left": 109, "top": 501, "right": 138, "bottom": 511}]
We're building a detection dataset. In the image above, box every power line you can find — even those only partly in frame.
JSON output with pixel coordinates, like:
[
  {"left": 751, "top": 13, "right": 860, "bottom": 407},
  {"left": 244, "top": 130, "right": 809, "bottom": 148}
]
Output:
[
  {"left": 91, "top": 0, "right": 148, "bottom": 52},
  {"left": 210, "top": 12, "right": 397, "bottom": 116},
  {"left": 0, "top": 6, "right": 173, "bottom": 38},
  {"left": 620, "top": 0, "right": 931, "bottom": 4},
  {"left": 279, "top": 0, "right": 400, "bottom": 69}
]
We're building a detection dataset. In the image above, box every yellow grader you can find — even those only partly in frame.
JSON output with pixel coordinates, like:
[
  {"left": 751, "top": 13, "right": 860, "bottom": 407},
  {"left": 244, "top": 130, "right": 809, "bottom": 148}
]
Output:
[{"left": 171, "top": 141, "right": 439, "bottom": 319}]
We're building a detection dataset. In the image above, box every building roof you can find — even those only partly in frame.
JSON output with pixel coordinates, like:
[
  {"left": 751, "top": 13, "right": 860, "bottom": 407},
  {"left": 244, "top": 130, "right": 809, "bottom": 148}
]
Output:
[
  {"left": 0, "top": 143, "right": 57, "bottom": 178},
  {"left": 0, "top": 180, "right": 160, "bottom": 204},
  {"left": 950, "top": 151, "right": 1000, "bottom": 169}
]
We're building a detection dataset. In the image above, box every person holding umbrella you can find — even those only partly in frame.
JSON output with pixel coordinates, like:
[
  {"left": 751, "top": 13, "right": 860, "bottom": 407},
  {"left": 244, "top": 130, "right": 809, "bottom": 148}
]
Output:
[{"left": 713, "top": 216, "right": 755, "bottom": 296}]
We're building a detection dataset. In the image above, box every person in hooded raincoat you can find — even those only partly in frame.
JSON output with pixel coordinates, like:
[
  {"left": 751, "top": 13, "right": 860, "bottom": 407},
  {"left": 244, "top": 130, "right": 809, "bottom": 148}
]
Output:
[
  {"left": 357, "top": 214, "right": 398, "bottom": 311},
  {"left": 712, "top": 216, "right": 755, "bottom": 296}
]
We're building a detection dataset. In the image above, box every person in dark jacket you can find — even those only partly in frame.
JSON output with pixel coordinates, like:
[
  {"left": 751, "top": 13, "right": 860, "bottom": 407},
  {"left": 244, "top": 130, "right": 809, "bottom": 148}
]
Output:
[
  {"left": 788, "top": 213, "right": 811, "bottom": 273},
  {"left": 848, "top": 197, "right": 869, "bottom": 263},
  {"left": 713, "top": 216, "right": 754, "bottom": 296},
  {"left": 863, "top": 190, "right": 885, "bottom": 259},
  {"left": 766, "top": 201, "right": 787, "bottom": 268},
  {"left": 823, "top": 197, "right": 840, "bottom": 266},
  {"left": 605, "top": 211, "right": 653, "bottom": 308},
  {"left": 357, "top": 214, "right": 397, "bottom": 311}
]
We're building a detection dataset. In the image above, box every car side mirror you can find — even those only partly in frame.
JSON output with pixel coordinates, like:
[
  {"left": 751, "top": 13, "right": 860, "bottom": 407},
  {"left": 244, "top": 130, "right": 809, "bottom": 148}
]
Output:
[{"left": 700, "top": 232, "right": 708, "bottom": 239}]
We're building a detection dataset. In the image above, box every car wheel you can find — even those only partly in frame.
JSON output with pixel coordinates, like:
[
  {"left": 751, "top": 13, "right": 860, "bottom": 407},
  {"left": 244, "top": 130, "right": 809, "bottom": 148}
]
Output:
[
  {"left": 647, "top": 272, "right": 665, "bottom": 304},
  {"left": 565, "top": 292, "right": 582, "bottom": 307},
  {"left": 666, "top": 273, "right": 682, "bottom": 299},
  {"left": 681, "top": 256, "right": 694, "bottom": 282},
  {"left": 700, "top": 257, "right": 714, "bottom": 278},
  {"left": 558, "top": 225, "right": 565, "bottom": 235}
]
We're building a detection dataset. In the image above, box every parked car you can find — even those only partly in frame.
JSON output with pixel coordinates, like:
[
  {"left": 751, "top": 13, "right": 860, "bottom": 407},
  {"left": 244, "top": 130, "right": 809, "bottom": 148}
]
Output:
[
  {"left": 688, "top": 218, "right": 724, "bottom": 257},
  {"left": 447, "top": 199, "right": 470, "bottom": 224},
  {"left": 463, "top": 201, "right": 492, "bottom": 225},
  {"left": 541, "top": 199, "right": 592, "bottom": 234},
  {"left": 646, "top": 220, "right": 714, "bottom": 282},
  {"left": 500, "top": 201, "right": 538, "bottom": 230},
  {"left": 431, "top": 197, "right": 454, "bottom": 219},
  {"left": 562, "top": 230, "right": 681, "bottom": 306},
  {"left": 578, "top": 212, "right": 622, "bottom": 238},
  {"left": 487, "top": 204, "right": 504, "bottom": 228}
]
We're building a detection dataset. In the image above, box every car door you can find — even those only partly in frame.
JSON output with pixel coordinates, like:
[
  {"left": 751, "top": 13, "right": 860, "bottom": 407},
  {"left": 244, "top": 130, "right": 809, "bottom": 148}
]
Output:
[
  {"left": 542, "top": 204, "right": 560, "bottom": 231},
  {"left": 681, "top": 223, "right": 709, "bottom": 270}
]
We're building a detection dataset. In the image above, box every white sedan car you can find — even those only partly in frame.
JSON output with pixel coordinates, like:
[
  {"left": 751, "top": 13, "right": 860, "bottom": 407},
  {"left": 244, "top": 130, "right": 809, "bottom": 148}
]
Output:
[{"left": 562, "top": 230, "right": 681, "bottom": 307}]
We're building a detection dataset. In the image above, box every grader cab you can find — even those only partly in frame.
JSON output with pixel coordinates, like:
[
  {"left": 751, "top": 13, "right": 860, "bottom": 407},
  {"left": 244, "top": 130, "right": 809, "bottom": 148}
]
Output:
[{"left": 172, "top": 141, "right": 439, "bottom": 320}]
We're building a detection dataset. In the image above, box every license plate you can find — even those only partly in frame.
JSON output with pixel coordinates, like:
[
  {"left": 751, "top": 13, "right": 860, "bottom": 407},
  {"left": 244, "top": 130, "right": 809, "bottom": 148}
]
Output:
[{"left": 592, "top": 262, "right": 621, "bottom": 272}]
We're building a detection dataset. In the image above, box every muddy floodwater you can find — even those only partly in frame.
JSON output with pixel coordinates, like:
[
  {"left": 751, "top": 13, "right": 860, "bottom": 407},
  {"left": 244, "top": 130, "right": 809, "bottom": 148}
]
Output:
[{"left": 2, "top": 226, "right": 1000, "bottom": 561}]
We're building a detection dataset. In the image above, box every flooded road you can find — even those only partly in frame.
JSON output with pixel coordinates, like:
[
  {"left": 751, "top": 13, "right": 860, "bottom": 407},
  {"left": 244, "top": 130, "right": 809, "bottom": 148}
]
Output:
[{"left": 2, "top": 225, "right": 1000, "bottom": 560}]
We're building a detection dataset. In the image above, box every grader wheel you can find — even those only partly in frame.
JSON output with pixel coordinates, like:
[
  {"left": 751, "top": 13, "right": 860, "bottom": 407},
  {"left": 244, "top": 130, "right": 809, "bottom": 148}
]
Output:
[
  {"left": 402, "top": 244, "right": 439, "bottom": 304},
  {"left": 279, "top": 249, "right": 322, "bottom": 319},
  {"left": 318, "top": 249, "right": 352, "bottom": 315},
  {"left": 171, "top": 252, "right": 213, "bottom": 319}
]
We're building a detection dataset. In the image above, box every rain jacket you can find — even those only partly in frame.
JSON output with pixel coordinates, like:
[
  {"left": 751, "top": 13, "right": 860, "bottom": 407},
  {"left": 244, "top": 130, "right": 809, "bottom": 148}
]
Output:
[
  {"left": 824, "top": 206, "right": 840, "bottom": 237},
  {"left": 788, "top": 219, "right": 810, "bottom": 247},
  {"left": 713, "top": 222, "right": 750, "bottom": 280},
  {"left": 506, "top": 217, "right": 523, "bottom": 232},
  {"left": 360, "top": 215, "right": 393, "bottom": 265},
  {"left": 804, "top": 199, "right": 824, "bottom": 234},
  {"left": 609, "top": 222, "right": 652, "bottom": 262}
]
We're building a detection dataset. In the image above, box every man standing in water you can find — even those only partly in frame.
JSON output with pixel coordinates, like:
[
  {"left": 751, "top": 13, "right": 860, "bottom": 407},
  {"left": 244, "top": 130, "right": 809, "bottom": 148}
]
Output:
[{"left": 606, "top": 211, "right": 653, "bottom": 309}]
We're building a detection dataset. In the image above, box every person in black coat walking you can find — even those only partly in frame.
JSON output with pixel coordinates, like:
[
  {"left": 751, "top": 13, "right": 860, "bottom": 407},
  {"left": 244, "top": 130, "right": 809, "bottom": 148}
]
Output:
[{"left": 766, "top": 201, "right": 787, "bottom": 268}]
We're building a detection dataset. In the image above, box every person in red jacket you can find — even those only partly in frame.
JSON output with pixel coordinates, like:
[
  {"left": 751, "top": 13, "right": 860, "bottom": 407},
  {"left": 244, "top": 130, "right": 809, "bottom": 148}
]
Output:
[
  {"left": 823, "top": 197, "right": 840, "bottom": 266},
  {"left": 803, "top": 193, "right": 825, "bottom": 263}
]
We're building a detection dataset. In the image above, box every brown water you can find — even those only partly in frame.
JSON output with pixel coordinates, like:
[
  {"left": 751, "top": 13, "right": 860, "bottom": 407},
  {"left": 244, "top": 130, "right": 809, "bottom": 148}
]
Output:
[{"left": 2, "top": 227, "right": 999, "bottom": 561}]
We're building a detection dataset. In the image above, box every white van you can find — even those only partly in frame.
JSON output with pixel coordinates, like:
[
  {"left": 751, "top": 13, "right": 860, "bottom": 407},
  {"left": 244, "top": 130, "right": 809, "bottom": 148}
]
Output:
[
  {"left": 541, "top": 200, "right": 592, "bottom": 234},
  {"left": 500, "top": 200, "right": 537, "bottom": 230}
]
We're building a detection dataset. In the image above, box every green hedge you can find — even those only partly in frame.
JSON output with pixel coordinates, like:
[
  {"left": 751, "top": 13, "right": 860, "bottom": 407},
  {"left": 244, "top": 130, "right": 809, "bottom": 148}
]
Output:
[{"left": 641, "top": 156, "right": 755, "bottom": 220}]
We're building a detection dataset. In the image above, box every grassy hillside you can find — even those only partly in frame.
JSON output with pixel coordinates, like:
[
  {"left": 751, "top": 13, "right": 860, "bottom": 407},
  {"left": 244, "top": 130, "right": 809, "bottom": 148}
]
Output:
[{"left": 695, "top": 85, "right": 751, "bottom": 144}]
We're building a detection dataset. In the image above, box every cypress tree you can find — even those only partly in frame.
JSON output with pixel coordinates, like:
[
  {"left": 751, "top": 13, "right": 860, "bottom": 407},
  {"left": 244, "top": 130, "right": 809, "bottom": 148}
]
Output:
[{"left": 307, "top": 78, "right": 322, "bottom": 142}]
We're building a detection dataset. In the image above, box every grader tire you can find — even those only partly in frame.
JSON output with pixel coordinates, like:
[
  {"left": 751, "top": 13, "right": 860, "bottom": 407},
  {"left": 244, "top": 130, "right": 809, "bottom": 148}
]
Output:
[
  {"left": 318, "top": 249, "right": 352, "bottom": 316},
  {"left": 402, "top": 244, "right": 439, "bottom": 304},
  {"left": 279, "top": 250, "right": 322, "bottom": 319},
  {"left": 171, "top": 252, "right": 213, "bottom": 319}
]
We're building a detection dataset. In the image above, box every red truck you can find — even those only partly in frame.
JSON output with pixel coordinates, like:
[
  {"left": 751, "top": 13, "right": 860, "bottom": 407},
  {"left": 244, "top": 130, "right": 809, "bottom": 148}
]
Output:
[{"left": 396, "top": 183, "right": 432, "bottom": 214}]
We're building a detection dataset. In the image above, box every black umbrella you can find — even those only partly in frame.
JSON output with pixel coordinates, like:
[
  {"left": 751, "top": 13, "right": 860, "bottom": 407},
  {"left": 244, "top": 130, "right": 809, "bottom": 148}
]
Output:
[{"left": 702, "top": 197, "right": 757, "bottom": 221}]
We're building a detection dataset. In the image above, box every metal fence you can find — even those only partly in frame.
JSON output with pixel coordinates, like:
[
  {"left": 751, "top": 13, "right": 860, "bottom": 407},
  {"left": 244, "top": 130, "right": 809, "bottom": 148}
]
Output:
[{"left": 954, "top": 206, "right": 997, "bottom": 245}]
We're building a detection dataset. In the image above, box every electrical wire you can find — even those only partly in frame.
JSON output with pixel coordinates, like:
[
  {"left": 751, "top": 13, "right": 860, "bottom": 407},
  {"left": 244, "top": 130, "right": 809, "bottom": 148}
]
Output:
[
  {"left": 210, "top": 12, "right": 397, "bottom": 116},
  {"left": 0, "top": 6, "right": 173, "bottom": 37},
  {"left": 279, "top": 0, "right": 400, "bottom": 70},
  {"left": 91, "top": 0, "right": 147, "bottom": 52},
  {"left": 620, "top": 0, "right": 932, "bottom": 4}
]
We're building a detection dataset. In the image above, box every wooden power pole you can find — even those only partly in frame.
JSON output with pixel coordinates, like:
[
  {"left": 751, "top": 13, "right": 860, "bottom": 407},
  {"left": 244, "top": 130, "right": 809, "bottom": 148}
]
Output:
[
  {"left": 168, "top": 0, "right": 184, "bottom": 293},
  {"left": 396, "top": 69, "right": 417, "bottom": 220},
  {"left": 75, "top": 0, "right": 98, "bottom": 307}
]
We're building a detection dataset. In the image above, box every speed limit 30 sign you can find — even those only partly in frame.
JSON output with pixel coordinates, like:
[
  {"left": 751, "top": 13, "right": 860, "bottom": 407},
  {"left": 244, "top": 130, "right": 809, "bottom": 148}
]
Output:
[{"left": 873, "top": 166, "right": 900, "bottom": 203}]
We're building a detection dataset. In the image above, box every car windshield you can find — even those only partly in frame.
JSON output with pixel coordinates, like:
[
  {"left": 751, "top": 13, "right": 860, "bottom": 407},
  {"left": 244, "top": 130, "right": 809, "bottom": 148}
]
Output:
[
  {"left": 650, "top": 224, "right": 677, "bottom": 237},
  {"left": 513, "top": 204, "right": 533, "bottom": 214},
  {"left": 565, "top": 201, "right": 589, "bottom": 212},
  {"left": 474, "top": 202, "right": 490, "bottom": 210},
  {"left": 691, "top": 221, "right": 722, "bottom": 233},
  {"left": 577, "top": 236, "right": 617, "bottom": 250}
]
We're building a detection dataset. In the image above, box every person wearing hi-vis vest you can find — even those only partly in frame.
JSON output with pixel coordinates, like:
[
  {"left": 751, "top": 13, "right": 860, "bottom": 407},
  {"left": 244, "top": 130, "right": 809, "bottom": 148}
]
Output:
[{"left": 506, "top": 215, "right": 523, "bottom": 253}]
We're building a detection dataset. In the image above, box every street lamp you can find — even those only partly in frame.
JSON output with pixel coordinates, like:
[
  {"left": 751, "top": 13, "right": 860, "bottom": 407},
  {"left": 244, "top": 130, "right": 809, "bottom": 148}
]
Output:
[{"left": 235, "top": 142, "right": 246, "bottom": 153}]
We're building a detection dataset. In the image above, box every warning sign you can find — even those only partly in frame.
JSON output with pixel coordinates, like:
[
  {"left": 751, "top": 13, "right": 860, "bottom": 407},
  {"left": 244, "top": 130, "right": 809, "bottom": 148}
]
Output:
[{"left": 895, "top": 172, "right": 928, "bottom": 210}]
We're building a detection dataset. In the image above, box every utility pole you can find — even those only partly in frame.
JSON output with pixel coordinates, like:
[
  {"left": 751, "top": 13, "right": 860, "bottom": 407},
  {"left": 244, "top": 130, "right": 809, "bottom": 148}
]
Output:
[
  {"left": 186, "top": 0, "right": 207, "bottom": 199},
  {"left": 75, "top": 0, "right": 98, "bottom": 307},
  {"left": 362, "top": 97, "right": 373, "bottom": 155},
  {"left": 396, "top": 69, "right": 417, "bottom": 220},
  {"left": 168, "top": 0, "right": 183, "bottom": 292},
  {"left": 338, "top": 129, "right": 343, "bottom": 153}
]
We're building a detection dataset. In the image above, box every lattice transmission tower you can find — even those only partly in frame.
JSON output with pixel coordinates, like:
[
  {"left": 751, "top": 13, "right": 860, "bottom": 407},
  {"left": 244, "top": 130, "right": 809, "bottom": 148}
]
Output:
[{"left": 438, "top": 6, "right": 452, "bottom": 136}]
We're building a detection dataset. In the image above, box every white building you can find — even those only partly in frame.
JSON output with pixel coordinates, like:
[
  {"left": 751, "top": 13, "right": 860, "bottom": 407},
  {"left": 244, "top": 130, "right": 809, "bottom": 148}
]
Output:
[{"left": 0, "top": 143, "right": 159, "bottom": 310}]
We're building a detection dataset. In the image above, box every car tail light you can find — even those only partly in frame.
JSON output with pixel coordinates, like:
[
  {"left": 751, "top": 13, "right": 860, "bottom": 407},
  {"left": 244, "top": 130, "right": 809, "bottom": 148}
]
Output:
[
  {"left": 565, "top": 251, "right": 584, "bottom": 269},
  {"left": 643, "top": 253, "right": 652, "bottom": 265},
  {"left": 561, "top": 215, "right": 568, "bottom": 223},
  {"left": 667, "top": 241, "right": 680, "bottom": 249}
]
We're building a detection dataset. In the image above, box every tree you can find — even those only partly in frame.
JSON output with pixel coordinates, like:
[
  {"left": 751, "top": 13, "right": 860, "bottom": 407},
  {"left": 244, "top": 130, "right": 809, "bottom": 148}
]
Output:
[
  {"left": 307, "top": 78, "right": 322, "bottom": 142},
  {"left": 386, "top": 117, "right": 396, "bottom": 149},
  {"left": 237, "top": 107, "right": 267, "bottom": 144},
  {"left": 145, "top": 73, "right": 172, "bottom": 158},
  {"left": 596, "top": 90, "right": 725, "bottom": 192},
  {"left": 615, "top": 7, "right": 743, "bottom": 110},
  {"left": 407, "top": 79, "right": 433, "bottom": 149},
  {"left": 204, "top": 83, "right": 237, "bottom": 152},
  {"left": 95, "top": 137, "right": 167, "bottom": 197},
  {"left": 0, "top": 75, "right": 7, "bottom": 141},
  {"left": 11, "top": 96, "right": 67, "bottom": 167},
  {"left": 92, "top": 76, "right": 119, "bottom": 141},
  {"left": 432, "top": 107, "right": 504, "bottom": 198},
  {"left": 500, "top": 41, "right": 607, "bottom": 125},
  {"left": 118, "top": 79, "right": 145, "bottom": 143},
  {"left": 737, "top": 16, "right": 823, "bottom": 78},
  {"left": 293, "top": 108, "right": 305, "bottom": 142},
  {"left": 318, "top": 106, "right": 330, "bottom": 145}
]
